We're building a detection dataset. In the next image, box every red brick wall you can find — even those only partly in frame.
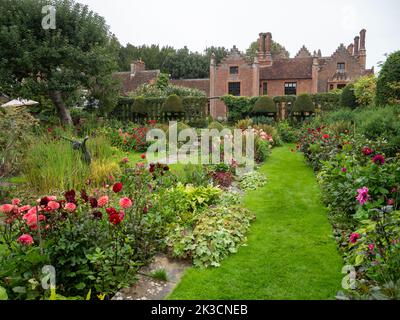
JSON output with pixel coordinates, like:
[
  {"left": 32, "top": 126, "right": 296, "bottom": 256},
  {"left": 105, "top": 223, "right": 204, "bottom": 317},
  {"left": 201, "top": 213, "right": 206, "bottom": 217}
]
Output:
[
  {"left": 262, "top": 79, "right": 313, "bottom": 96},
  {"left": 318, "top": 48, "right": 364, "bottom": 92},
  {"left": 213, "top": 56, "right": 255, "bottom": 119}
]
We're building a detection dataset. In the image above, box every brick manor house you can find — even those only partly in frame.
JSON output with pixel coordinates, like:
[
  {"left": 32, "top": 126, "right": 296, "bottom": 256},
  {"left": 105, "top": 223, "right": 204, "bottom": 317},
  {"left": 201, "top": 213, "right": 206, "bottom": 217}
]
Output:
[{"left": 116, "top": 29, "right": 373, "bottom": 119}]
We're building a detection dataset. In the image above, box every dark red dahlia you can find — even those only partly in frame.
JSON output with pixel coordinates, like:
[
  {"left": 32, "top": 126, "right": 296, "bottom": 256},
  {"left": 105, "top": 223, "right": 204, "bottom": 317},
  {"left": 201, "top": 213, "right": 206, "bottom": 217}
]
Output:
[
  {"left": 64, "top": 190, "right": 76, "bottom": 204},
  {"left": 106, "top": 207, "right": 118, "bottom": 216},
  {"left": 112, "top": 182, "right": 123, "bottom": 193},
  {"left": 372, "top": 154, "right": 385, "bottom": 165},
  {"left": 92, "top": 211, "right": 103, "bottom": 220},
  {"left": 109, "top": 213, "right": 122, "bottom": 225},
  {"left": 89, "top": 197, "right": 98, "bottom": 208},
  {"left": 362, "top": 147, "right": 373, "bottom": 156},
  {"left": 80, "top": 189, "right": 89, "bottom": 202}
]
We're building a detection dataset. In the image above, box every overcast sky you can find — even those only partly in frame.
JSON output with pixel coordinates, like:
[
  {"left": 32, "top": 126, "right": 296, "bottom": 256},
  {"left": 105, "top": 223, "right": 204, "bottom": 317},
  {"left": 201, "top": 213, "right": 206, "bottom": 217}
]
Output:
[{"left": 78, "top": 0, "right": 399, "bottom": 71}]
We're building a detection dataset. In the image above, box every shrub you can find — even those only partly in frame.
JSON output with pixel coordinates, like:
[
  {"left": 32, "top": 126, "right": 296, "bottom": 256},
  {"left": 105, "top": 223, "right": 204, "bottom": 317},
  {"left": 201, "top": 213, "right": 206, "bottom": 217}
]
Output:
[
  {"left": 353, "top": 75, "right": 377, "bottom": 106},
  {"left": 131, "top": 96, "right": 147, "bottom": 114},
  {"left": 166, "top": 205, "right": 255, "bottom": 267},
  {"left": 252, "top": 96, "right": 277, "bottom": 114},
  {"left": 0, "top": 107, "right": 38, "bottom": 178},
  {"left": 276, "top": 120, "right": 298, "bottom": 143},
  {"left": 220, "top": 95, "right": 258, "bottom": 123},
  {"left": 162, "top": 94, "right": 183, "bottom": 113},
  {"left": 254, "top": 124, "right": 282, "bottom": 146},
  {"left": 254, "top": 138, "right": 271, "bottom": 163},
  {"left": 208, "top": 121, "right": 225, "bottom": 131},
  {"left": 293, "top": 94, "right": 315, "bottom": 113},
  {"left": 90, "top": 160, "right": 121, "bottom": 185},
  {"left": 239, "top": 171, "right": 267, "bottom": 191},
  {"left": 235, "top": 118, "right": 253, "bottom": 130},
  {"left": 376, "top": 51, "right": 400, "bottom": 105},
  {"left": 340, "top": 84, "right": 358, "bottom": 109}
]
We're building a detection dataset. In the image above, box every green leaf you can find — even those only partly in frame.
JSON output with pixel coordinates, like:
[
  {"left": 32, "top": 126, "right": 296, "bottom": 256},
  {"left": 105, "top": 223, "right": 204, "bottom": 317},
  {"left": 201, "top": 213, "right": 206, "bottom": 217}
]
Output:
[
  {"left": 12, "top": 286, "right": 26, "bottom": 294},
  {"left": 0, "top": 286, "right": 8, "bottom": 300},
  {"left": 355, "top": 254, "right": 364, "bottom": 266},
  {"left": 75, "top": 282, "right": 86, "bottom": 290}
]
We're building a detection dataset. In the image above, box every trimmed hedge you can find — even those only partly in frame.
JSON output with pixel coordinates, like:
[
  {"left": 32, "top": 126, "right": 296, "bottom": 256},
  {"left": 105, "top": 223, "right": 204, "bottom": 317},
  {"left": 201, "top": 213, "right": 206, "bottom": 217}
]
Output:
[
  {"left": 340, "top": 84, "right": 358, "bottom": 109},
  {"left": 293, "top": 94, "right": 315, "bottom": 113},
  {"left": 252, "top": 96, "right": 277, "bottom": 114},
  {"left": 112, "top": 95, "right": 207, "bottom": 123},
  {"left": 162, "top": 94, "right": 183, "bottom": 113}
]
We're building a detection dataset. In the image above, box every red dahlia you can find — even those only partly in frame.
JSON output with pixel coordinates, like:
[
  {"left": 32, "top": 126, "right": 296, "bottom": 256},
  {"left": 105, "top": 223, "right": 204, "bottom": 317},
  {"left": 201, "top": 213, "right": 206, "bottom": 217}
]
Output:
[{"left": 112, "top": 182, "right": 123, "bottom": 193}]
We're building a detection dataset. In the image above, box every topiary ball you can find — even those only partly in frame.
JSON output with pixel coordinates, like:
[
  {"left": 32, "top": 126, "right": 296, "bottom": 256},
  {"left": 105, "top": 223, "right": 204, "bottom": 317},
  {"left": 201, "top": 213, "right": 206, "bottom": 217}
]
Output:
[
  {"left": 162, "top": 94, "right": 184, "bottom": 113},
  {"left": 293, "top": 94, "right": 315, "bottom": 113},
  {"left": 132, "top": 96, "right": 147, "bottom": 114},
  {"left": 252, "top": 96, "right": 277, "bottom": 114}
]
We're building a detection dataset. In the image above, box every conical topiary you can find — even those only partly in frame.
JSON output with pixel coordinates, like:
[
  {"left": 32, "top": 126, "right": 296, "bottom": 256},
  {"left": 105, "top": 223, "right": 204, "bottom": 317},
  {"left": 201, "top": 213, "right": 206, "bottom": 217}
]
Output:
[
  {"left": 292, "top": 94, "right": 315, "bottom": 113},
  {"left": 162, "top": 94, "right": 184, "bottom": 113},
  {"left": 252, "top": 96, "right": 277, "bottom": 114}
]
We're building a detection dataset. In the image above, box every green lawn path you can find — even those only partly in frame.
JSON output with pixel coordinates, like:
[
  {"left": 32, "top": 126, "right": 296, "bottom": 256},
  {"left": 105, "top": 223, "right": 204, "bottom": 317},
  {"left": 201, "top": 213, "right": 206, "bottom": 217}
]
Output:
[{"left": 168, "top": 145, "right": 343, "bottom": 300}]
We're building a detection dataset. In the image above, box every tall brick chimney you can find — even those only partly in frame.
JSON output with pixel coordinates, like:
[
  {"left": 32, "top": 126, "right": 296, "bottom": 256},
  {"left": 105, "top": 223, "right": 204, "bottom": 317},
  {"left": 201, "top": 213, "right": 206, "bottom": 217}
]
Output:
[
  {"left": 358, "top": 29, "right": 366, "bottom": 69},
  {"left": 353, "top": 36, "right": 360, "bottom": 56},
  {"left": 265, "top": 32, "right": 272, "bottom": 55},
  {"left": 130, "top": 60, "right": 145, "bottom": 76},
  {"left": 258, "top": 32, "right": 272, "bottom": 66}
]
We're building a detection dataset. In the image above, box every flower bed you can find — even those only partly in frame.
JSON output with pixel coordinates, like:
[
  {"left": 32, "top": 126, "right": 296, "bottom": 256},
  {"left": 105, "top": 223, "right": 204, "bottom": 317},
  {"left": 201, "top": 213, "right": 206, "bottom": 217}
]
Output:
[{"left": 298, "top": 124, "right": 400, "bottom": 299}]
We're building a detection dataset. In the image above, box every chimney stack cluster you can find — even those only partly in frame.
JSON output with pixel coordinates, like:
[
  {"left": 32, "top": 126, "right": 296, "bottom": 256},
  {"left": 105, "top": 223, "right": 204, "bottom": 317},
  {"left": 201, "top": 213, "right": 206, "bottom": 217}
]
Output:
[
  {"left": 349, "top": 29, "right": 366, "bottom": 69},
  {"left": 258, "top": 32, "right": 272, "bottom": 66}
]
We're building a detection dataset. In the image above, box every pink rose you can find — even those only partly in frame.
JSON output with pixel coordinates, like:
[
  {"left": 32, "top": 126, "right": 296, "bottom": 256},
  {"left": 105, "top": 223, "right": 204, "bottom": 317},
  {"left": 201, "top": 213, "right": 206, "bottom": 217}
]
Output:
[
  {"left": 18, "top": 234, "right": 34, "bottom": 246},
  {"left": 98, "top": 196, "right": 109, "bottom": 208},
  {"left": 119, "top": 197, "right": 133, "bottom": 209},
  {"left": 64, "top": 203, "right": 77, "bottom": 213}
]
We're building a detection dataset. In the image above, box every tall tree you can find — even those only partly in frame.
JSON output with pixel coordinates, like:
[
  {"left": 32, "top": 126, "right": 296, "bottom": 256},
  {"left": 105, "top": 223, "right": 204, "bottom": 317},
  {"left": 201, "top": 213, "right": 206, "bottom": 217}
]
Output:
[{"left": 0, "top": 0, "right": 119, "bottom": 125}]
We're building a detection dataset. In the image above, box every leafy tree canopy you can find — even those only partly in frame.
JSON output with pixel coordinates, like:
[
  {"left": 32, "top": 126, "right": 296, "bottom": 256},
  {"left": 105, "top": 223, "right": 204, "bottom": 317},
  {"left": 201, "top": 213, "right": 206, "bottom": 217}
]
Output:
[{"left": 0, "top": 0, "right": 120, "bottom": 124}]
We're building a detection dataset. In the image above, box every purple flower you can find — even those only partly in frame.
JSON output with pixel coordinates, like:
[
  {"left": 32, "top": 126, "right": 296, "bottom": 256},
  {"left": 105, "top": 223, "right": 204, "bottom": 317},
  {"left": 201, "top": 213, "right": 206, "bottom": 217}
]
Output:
[
  {"left": 342, "top": 167, "right": 347, "bottom": 173},
  {"left": 356, "top": 187, "right": 370, "bottom": 206}
]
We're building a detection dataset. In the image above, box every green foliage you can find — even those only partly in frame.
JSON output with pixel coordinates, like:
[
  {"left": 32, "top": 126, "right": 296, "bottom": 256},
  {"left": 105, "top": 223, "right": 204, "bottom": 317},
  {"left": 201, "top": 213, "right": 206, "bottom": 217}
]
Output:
[
  {"left": 239, "top": 171, "right": 267, "bottom": 191},
  {"left": 220, "top": 95, "right": 258, "bottom": 123},
  {"left": 376, "top": 51, "right": 400, "bottom": 105},
  {"left": 252, "top": 96, "right": 277, "bottom": 114},
  {"left": 254, "top": 138, "right": 271, "bottom": 163},
  {"left": 246, "top": 40, "right": 290, "bottom": 60},
  {"left": 166, "top": 206, "right": 255, "bottom": 267},
  {"left": 0, "top": 107, "right": 39, "bottom": 178},
  {"left": 340, "top": 84, "right": 359, "bottom": 109},
  {"left": 276, "top": 120, "right": 299, "bottom": 143},
  {"left": 24, "top": 134, "right": 118, "bottom": 194},
  {"left": 207, "top": 121, "right": 225, "bottom": 131},
  {"left": 162, "top": 94, "right": 183, "bottom": 113},
  {"left": 0, "top": 0, "right": 120, "bottom": 124},
  {"left": 293, "top": 94, "right": 315, "bottom": 113},
  {"left": 353, "top": 75, "right": 377, "bottom": 106},
  {"left": 150, "top": 269, "right": 168, "bottom": 282},
  {"left": 311, "top": 92, "right": 341, "bottom": 111}
]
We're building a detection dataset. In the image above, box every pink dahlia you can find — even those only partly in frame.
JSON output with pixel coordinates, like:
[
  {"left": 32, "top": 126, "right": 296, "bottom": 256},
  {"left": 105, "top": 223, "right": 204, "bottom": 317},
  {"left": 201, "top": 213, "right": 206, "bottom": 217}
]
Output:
[
  {"left": 18, "top": 234, "right": 34, "bottom": 246},
  {"left": 18, "top": 205, "right": 31, "bottom": 213},
  {"left": 47, "top": 201, "right": 60, "bottom": 211},
  {"left": 0, "top": 204, "right": 14, "bottom": 214},
  {"left": 350, "top": 232, "right": 360, "bottom": 244},
  {"left": 97, "top": 196, "right": 109, "bottom": 208},
  {"left": 64, "top": 203, "right": 77, "bottom": 213},
  {"left": 119, "top": 197, "right": 133, "bottom": 209},
  {"left": 356, "top": 187, "right": 370, "bottom": 206},
  {"left": 12, "top": 199, "right": 21, "bottom": 206}
]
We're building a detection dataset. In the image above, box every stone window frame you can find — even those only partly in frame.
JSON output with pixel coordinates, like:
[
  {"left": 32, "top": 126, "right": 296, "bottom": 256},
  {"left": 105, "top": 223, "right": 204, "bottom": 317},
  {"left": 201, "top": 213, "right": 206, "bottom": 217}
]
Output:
[
  {"left": 262, "top": 81, "right": 268, "bottom": 95},
  {"left": 229, "top": 66, "right": 239, "bottom": 75},
  {"left": 337, "top": 62, "right": 346, "bottom": 73},
  {"left": 227, "top": 81, "right": 241, "bottom": 96}
]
